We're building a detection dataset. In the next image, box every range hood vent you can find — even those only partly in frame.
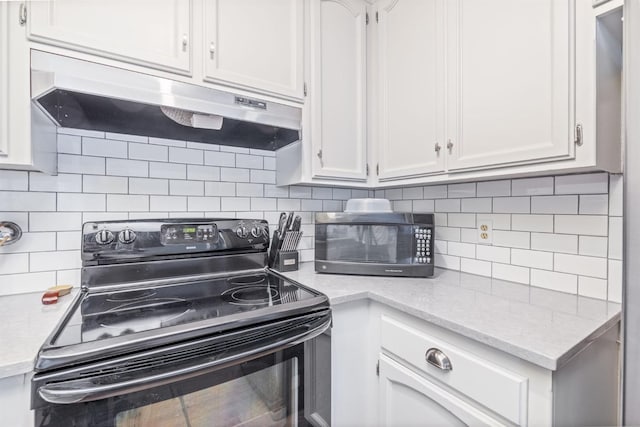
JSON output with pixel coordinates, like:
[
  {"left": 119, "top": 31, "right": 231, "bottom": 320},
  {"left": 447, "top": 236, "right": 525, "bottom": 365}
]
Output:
[{"left": 31, "top": 51, "right": 301, "bottom": 151}]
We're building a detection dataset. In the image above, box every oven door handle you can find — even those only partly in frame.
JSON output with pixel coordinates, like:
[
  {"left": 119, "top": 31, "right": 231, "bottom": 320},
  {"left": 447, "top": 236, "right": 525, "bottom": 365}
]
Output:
[{"left": 38, "top": 314, "right": 331, "bottom": 405}]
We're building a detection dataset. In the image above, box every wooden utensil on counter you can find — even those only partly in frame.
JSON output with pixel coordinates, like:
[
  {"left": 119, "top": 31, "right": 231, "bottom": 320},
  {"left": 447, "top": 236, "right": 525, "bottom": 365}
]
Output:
[{"left": 42, "top": 285, "right": 73, "bottom": 305}]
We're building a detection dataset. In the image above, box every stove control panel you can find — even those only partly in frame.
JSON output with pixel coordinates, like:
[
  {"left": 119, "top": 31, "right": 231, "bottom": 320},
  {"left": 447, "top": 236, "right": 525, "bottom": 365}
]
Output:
[{"left": 82, "top": 218, "right": 270, "bottom": 264}]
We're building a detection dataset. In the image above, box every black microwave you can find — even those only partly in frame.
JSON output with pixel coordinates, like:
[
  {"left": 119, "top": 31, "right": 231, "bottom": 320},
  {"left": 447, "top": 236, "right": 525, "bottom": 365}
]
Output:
[{"left": 315, "top": 212, "right": 435, "bottom": 277}]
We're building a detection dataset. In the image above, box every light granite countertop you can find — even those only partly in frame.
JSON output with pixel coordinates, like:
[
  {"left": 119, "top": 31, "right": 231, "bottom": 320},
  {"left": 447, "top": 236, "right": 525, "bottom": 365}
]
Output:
[
  {"left": 0, "top": 290, "right": 78, "bottom": 379},
  {"left": 281, "top": 263, "right": 621, "bottom": 371}
]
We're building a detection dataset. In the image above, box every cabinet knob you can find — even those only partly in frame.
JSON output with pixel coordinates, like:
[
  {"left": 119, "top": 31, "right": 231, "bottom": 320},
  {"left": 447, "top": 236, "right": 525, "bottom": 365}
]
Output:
[
  {"left": 209, "top": 42, "right": 216, "bottom": 60},
  {"left": 434, "top": 143, "right": 441, "bottom": 154},
  {"left": 446, "top": 140, "right": 454, "bottom": 153},
  {"left": 182, "top": 34, "right": 188, "bottom": 52},
  {"left": 425, "top": 348, "right": 452, "bottom": 371}
]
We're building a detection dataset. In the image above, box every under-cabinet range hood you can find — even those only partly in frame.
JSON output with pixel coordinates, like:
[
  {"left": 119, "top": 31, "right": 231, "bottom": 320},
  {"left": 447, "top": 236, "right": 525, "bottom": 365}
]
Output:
[{"left": 30, "top": 51, "right": 301, "bottom": 151}]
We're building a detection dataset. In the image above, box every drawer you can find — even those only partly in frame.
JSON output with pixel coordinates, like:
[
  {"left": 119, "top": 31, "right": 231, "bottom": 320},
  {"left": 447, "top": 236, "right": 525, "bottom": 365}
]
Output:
[{"left": 380, "top": 316, "right": 528, "bottom": 425}]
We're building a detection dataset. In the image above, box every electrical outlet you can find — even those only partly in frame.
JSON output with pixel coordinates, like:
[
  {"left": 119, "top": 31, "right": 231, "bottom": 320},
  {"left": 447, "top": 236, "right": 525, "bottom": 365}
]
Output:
[{"left": 477, "top": 220, "right": 493, "bottom": 244}]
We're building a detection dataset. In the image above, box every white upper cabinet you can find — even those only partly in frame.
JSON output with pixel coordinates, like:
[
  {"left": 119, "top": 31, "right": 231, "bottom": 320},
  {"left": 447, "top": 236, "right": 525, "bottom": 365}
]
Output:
[
  {"left": 0, "top": 3, "right": 8, "bottom": 160},
  {"left": 27, "top": 0, "right": 192, "bottom": 75},
  {"left": 445, "top": 0, "right": 575, "bottom": 171},
  {"left": 376, "top": 0, "right": 445, "bottom": 181},
  {"left": 203, "top": 0, "right": 304, "bottom": 99},
  {"left": 309, "top": 0, "right": 368, "bottom": 181}
]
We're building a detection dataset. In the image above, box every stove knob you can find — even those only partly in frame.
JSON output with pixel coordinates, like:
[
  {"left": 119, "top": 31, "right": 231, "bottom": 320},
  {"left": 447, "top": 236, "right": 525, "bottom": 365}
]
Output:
[
  {"left": 95, "top": 229, "right": 114, "bottom": 245},
  {"left": 236, "top": 227, "right": 248, "bottom": 238},
  {"left": 250, "top": 227, "right": 261, "bottom": 238},
  {"left": 118, "top": 228, "right": 137, "bottom": 244}
]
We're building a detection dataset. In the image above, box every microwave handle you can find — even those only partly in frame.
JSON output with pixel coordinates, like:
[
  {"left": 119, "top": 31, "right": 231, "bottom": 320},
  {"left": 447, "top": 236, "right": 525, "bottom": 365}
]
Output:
[{"left": 38, "top": 315, "right": 331, "bottom": 405}]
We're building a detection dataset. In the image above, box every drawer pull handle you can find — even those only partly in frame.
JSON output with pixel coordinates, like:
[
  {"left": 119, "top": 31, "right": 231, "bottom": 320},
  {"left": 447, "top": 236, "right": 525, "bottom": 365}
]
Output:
[{"left": 425, "top": 348, "right": 452, "bottom": 371}]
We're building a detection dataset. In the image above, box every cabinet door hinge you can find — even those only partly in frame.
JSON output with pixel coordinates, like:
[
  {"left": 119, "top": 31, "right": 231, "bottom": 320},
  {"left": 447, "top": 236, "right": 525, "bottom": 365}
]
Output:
[
  {"left": 574, "top": 123, "right": 583, "bottom": 147},
  {"left": 376, "top": 163, "right": 379, "bottom": 176},
  {"left": 376, "top": 361, "right": 380, "bottom": 376},
  {"left": 376, "top": 11, "right": 379, "bottom": 23},
  {"left": 366, "top": 12, "right": 369, "bottom": 25},
  {"left": 19, "top": 3, "right": 27, "bottom": 25},
  {"left": 304, "top": 82, "right": 308, "bottom": 97}
]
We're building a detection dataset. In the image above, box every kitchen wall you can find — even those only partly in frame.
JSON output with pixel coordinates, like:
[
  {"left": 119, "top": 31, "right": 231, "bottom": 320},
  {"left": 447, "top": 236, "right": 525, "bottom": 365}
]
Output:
[{"left": 0, "top": 127, "right": 623, "bottom": 303}]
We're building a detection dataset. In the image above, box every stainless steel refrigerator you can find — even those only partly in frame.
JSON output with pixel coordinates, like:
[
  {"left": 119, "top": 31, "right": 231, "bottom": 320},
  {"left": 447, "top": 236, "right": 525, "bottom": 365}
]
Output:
[{"left": 624, "top": 0, "right": 639, "bottom": 424}]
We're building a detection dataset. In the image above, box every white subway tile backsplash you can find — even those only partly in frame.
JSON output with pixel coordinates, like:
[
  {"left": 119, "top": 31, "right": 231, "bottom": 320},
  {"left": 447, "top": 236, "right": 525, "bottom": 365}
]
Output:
[
  {"left": 107, "top": 195, "right": 149, "bottom": 212},
  {"left": 555, "top": 173, "right": 608, "bottom": 194},
  {"left": 385, "top": 189, "right": 403, "bottom": 200},
  {"left": 402, "top": 187, "right": 423, "bottom": 200},
  {"left": 578, "top": 276, "right": 608, "bottom": 300},
  {"left": 448, "top": 242, "right": 475, "bottom": 258},
  {"left": 129, "top": 178, "right": 168, "bottom": 195},
  {"left": 0, "top": 171, "right": 28, "bottom": 191},
  {"left": 149, "top": 137, "right": 186, "bottom": 147},
  {"left": 106, "top": 158, "right": 148, "bottom": 177},
  {"left": 493, "top": 230, "right": 529, "bottom": 249},
  {"left": 204, "top": 151, "right": 235, "bottom": 167},
  {"left": 436, "top": 227, "right": 461, "bottom": 242},
  {"left": 169, "top": 147, "right": 204, "bottom": 165},
  {"left": 169, "top": 180, "right": 204, "bottom": 196},
  {"left": 57, "top": 134, "right": 82, "bottom": 154},
  {"left": 186, "top": 141, "right": 219, "bottom": 151},
  {"left": 554, "top": 253, "right": 607, "bottom": 279},
  {"left": 477, "top": 214, "right": 510, "bottom": 230},
  {"left": 222, "top": 197, "right": 251, "bottom": 211},
  {"left": 531, "top": 196, "right": 578, "bottom": 214},
  {"left": 106, "top": 132, "right": 148, "bottom": 144},
  {"left": 0, "top": 253, "right": 30, "bottom": 274},
  {"left": 579, "top": 195, "right": 609, "bottom": 215},
  {"left": 57, "top": 193, "right": 106, "bottom": 212},
  {"left": 511, "top": 249, "right": 553, "bottom": 270},
  {"left": 447, "top": 183, "right": 476, "bottom": 198},
  {"left": 333, "top": 188, "right": 352, "bottom": 200},
  {"left": 423, "top": 185, "right": 447, "bottom": 199},
  {"left": 301, "top": 199, "right": 323, "bottom": 211},
  {"left": 83, "top": 176, "right": 128, "bottom": 194},
  {"left": 82, "top": 137, "right": 128, "bottom": 158},
  {"left": 608, "top": 260, "right": 622, "bottom": 303},
  {"left": 31, "top": 173, "right": 82, "bottom": 193},
  {"left": 493, "top": 197, "right": 530, "bottom": 213},
  {"left": 511, "top": 177, "right": 554, "bottom": 196},
  {"left": 477, "top": 180, "right": 510, "bottom": 197},
  {"left": 476, "top": 245, "right": 510, "bottom": 264},
  {"left": 57, "top": 231, "right": 81, "bottom": 251},
  {"left": 448, "top": 213, "right": 475, "bottom": 228},
  {"left": 129, "top": 142, "right": 168, "bottom": 162},
  {"left": 460, "top": 258, "right": 491, "bottom": 277},
  {"left": 187, "top": 165, "right": 220, "bottom": 181},
  {"left": 84, "top": 212, "right": 128, "bottom": 222},
  {"left": 187, "top": 197, "right": 221, "bottom": 212},
  {"left": 579, "top": 236, "right": 608, "bottom": 258},
  {"left": 0, "top": 232, "right": 56, "bottom": 254},
  {"left": 221, "top": 146, "right": 250, "bottom": 154},
  {"left": 30, "top": 250, "right": 81, "bottom": 272},
  {"left": 461, "top": 198, "right": 492, "bottom": 213},
  {"left": 236, "top": 183, "right": 264, "bottom": 197},
  {"left": 609, "top": 175, "right": 623, "bottom": 216},
  {"left": 311, "top": 187, "right": 332, "bottom": 200},
  {"left": 492, "top": 263, "right": 529, "bottom": 284},
  {"left": 57, "top": 269, "right": 81, "bottom": 286},
  {"left": 263, "top": 157, "right": 276, "bottom": 170},
  {"left": 608, "top": 217, "right": 622, "bottom": 260},
  {"left": 555, "top": 215, "right": 608, "bottom": 236},
  {"left": 251, "top": 170, "right": 276, "bottom": 184},
  {"left": 435, "top": 254, "right": 460, "bottom": 270},
  {"left": 0, "top": 271, "right": 56, "bottom": 295},
  {"left": 435, "top": 199, "right": 461, "bottom": 213},
  {"left": 205, "top": 182, "right": 236, "bottom": 197},
  {"left": 0, "top": 192, "right": 56, "bottom": 212},
  {"left": 236, "top": 154, "right": 263, "bottom": 169},
  {"left": 460, "top": 228, "right": 477, "bottom": 243},
  {"left": 323, "top": 200, "right": 342, "bottom": 211},
  {"left": 413, "top": 199, "right": 435, "bottom": 213},
  {"left": 434, "top": 240, "right": 448, "bottom": 254},
  {"left": 58, "top": 127, "right": 104, "bottom": 138},
  {"left": 511, "top": 215, "right": 553, "bottom": 233},
  {"left": 251, "top": 198, "right": 277, "bottom": 211},
  {"left": 30, "top": 212, "right": 82, "bottom": 232},
  {"left": 149, "top": 162, "right": 186, "bottom": 179},
  {"left": 531, "top": 233, "right": 577, "bottom": 254},
  {"left": 531, "top": 269, "right": 577, "bottom": 294},
  {"left": 150, "top": 196, "right": 187, "bottom": 212},
  {"left": 59, "top": 154, "right": 105, "bottom": 175},
  {"left": 290, "top": 186, "right": 312, "bottom": 199}
]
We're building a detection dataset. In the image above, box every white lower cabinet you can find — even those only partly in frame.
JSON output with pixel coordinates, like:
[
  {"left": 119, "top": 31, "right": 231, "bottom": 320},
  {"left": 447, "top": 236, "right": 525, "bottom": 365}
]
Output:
[
  {"left": 0, "top": 373, "right": 33, "bottom": 427},
  {"left": 330, "top": 301, "right": 620, "bottom": 427}
]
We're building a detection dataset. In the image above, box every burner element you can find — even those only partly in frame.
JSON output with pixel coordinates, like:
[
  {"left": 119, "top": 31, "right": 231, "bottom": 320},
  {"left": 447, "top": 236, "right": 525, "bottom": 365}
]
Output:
[
  {"left": 106, "top": 289, "right": 157, "bottom": 302},
  {"left": 222, "top": 286, "right": 280, "bottom": 306},
  {"left": 227, "top": 275, "right": 267, "bottom": 286}
]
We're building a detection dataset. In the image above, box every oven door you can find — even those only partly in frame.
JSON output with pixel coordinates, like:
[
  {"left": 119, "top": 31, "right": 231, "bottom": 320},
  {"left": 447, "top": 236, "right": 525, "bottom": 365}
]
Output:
[{"left": 33, "top": 312, "right": 331, "bottom": 427}]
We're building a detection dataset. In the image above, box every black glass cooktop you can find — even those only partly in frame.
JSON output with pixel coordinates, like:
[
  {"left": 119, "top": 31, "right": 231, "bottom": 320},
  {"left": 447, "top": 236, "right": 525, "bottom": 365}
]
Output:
[{"left": 53, "top": 272, "right": 318, "bottom": 347}]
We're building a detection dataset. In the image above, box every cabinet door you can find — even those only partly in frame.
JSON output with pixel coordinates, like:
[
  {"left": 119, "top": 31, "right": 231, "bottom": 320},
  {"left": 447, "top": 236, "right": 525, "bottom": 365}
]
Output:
[
  {"left": 376, "top": 0, "right": 445, "bottom": 181},
  {"left": 309, "top": 0, "right": 368, "bottom": 181},
  {"left": 203, "top": 0, "right": 304, "bottom": 99},
  {"left": 378, "top": 355, "right": 507, "bottom": 426},
  {"left": 27, "top": 0, "right": 192, "bottom": 74},
  {"left": 0, "top": 2, "right": 8, "bottom": 158},
  {"left": 446, "top": 0, "right": 574, "bottom": 171}
]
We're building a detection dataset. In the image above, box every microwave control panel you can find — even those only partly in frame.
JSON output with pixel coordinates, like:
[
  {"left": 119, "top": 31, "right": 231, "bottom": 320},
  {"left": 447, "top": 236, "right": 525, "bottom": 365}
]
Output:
[{"left": 413, "top": 225, "right": 433, "bottom": 264}]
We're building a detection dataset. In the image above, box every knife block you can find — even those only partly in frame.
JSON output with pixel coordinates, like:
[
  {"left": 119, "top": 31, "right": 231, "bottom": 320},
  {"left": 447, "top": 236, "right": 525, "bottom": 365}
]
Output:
[{"left": 274, "top": 251, "right": 299, "bottom": 272}]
